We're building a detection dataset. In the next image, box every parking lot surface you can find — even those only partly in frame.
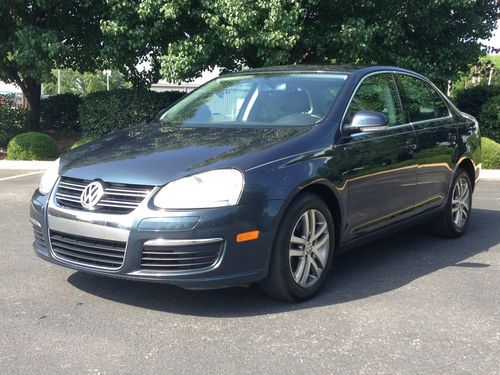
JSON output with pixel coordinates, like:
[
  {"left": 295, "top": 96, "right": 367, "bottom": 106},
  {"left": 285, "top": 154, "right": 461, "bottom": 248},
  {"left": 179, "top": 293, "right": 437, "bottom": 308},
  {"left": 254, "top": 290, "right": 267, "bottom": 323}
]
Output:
[{"left": 0, "top": 172, "right": 499, "bottom": 374}]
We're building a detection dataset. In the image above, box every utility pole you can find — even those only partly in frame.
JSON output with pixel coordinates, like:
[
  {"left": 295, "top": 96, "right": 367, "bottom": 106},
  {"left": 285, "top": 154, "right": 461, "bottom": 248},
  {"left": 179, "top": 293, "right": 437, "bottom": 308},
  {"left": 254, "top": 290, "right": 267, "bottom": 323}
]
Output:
[
  {"left": 57, "top": 69, "right": 61, "bottom": 94},
  {"left": 103, "top": 70, "right": 112, "bottom": 91}
]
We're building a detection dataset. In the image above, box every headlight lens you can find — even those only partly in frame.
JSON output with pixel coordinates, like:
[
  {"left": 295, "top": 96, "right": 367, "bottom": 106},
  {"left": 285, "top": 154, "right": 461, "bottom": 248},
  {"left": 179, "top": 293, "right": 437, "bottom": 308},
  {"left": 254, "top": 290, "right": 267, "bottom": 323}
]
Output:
[
  {"left": 39, "top": 158, "right": 60, "bottom": 195},
  {"left": 154, "top": 169, "right": 244, "bottom": 209}
]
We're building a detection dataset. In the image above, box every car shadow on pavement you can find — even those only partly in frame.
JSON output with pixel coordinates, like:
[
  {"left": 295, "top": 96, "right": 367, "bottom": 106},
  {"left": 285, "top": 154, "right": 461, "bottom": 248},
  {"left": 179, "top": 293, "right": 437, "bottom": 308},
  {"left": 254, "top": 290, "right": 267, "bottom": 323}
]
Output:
[{"left": 68, "top": 208, "right": 500, "bottom": 317}]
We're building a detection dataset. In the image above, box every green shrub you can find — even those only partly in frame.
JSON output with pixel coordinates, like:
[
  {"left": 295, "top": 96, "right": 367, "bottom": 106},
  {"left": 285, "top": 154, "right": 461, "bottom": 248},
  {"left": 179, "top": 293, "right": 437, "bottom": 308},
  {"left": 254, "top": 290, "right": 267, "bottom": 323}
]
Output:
[
  {"left": 479, "top": 95, "right": 500, "bottom": 143},
  {"left": 79, "top": 89, "right": 184, "bottom": 138},
  {"left": 453, "top": 85, "right": 500, "bottom": 120},
  {"left": 71, "top": 136, "right": 95, "bottom": 149},
  {"left": 40, "top": 93, "right": 82, "bottom": 131},
  {"left": 482, "top": 137, "right": 500, "bottom": 169},
  {"left": 6, "top": 132, "right": 58, "bottom": 160},
  {"left": 0, "top": 104, "right": 28, "bottom": 147}
]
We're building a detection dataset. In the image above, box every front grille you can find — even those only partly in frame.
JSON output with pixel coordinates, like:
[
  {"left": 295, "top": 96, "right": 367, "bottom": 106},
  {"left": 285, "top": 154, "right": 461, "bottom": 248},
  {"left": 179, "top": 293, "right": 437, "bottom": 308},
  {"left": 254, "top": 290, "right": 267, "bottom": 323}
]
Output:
[
  {"left": 140, "top": 242, "right": 223, "bottom": 272},
  {"left": 33, "top": 225, "right": 47, "bottom": 251},
  {"left": 55, "top": 177, "right": 152, "bottom": 214},
  {"left": 50, "top": 230, "right": 126, "bottom": 269}
]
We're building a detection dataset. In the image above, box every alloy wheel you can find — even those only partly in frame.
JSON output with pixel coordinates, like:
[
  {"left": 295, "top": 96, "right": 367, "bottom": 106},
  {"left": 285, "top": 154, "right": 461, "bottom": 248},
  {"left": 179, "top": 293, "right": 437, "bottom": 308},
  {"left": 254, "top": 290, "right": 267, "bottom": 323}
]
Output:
[
  {"left": 451, "top": 176, "right": 470, "bottom": 229},
  {"left": 289, "top": 209, "right": 330, "bottom": 288}
]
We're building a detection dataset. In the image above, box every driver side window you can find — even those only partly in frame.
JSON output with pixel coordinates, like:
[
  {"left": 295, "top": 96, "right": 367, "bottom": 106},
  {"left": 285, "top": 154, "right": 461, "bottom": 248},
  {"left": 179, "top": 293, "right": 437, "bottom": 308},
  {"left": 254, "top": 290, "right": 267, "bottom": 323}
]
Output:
[{"left": 346, "top": 74, "right": 405, "bottom": 126}]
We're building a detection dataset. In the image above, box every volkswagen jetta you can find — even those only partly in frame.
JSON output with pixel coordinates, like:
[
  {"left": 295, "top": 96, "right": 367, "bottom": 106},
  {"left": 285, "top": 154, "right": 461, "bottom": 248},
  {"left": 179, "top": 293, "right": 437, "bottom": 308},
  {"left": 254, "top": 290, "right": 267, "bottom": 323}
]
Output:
[{"left": 30, "top": 65, "right": 481, "bottom": 301}]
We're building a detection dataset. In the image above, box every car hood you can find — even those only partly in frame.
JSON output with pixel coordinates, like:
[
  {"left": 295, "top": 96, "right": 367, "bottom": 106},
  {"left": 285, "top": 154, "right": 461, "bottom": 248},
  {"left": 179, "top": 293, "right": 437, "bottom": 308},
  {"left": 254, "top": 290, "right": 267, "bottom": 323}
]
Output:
[{"left": 60, "top": 122, "right": 311, "bottom": 186}]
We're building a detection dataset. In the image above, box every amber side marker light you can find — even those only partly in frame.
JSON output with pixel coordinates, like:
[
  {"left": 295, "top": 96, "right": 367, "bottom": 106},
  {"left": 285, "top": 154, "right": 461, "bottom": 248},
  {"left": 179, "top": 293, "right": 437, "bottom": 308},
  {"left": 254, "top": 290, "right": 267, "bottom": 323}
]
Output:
[{"left": 236, "top": 230, "right": 260, "bottom": 243}]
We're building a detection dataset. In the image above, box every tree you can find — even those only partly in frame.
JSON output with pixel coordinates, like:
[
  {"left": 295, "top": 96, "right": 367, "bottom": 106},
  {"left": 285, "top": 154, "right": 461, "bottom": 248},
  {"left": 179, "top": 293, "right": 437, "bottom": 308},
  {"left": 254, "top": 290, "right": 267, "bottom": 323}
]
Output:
[
  {"left": 122, "top": 0, "right": 498, "bottom": 88},
  {"left": 0, "top": 1, "right": 104, "bottom": 128},
  {"left": 43, "top": 69, "right": 132, "bottom": 96}
]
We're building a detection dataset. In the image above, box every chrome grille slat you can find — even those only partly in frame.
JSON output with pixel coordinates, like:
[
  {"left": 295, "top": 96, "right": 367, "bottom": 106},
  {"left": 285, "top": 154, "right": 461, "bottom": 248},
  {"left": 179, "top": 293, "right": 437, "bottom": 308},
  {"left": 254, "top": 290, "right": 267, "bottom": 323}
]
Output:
[
  {"left": 50, "top": 234, "right": 126, "bottom": 254},
  {"left": 55, "top": 177, "right": 153, "bottom": 214},
  {"left": 140, "top": 242, "right": 223, "bottom": 272},
  {"left": 52, "top": 248, "right": 123, "bottom": 266},
  {"left": 50, "top": 230, "right": 126, "bottom": 269}
]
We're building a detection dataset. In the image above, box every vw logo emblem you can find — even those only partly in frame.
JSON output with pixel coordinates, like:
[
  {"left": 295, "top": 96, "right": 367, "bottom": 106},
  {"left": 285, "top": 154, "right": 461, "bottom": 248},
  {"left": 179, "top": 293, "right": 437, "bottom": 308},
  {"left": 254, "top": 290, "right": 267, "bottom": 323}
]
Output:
[{"left": 80, "top": 181, "right": 105, "bottom": 209}]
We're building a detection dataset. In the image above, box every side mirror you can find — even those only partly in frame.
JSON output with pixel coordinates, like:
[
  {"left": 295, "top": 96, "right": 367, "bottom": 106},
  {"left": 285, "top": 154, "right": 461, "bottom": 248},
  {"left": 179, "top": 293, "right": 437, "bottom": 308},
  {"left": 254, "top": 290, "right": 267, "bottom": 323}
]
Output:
[{"left": 343, "top": 110, "right": 389, "bottom": 135}]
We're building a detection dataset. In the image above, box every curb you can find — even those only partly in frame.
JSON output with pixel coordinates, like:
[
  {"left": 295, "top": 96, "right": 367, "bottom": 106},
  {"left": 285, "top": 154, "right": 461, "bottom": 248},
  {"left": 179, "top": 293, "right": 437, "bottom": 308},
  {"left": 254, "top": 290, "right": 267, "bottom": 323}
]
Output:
[
  {"left": 479, "top": 169, "right": 500, "bottom": 181},
  {"left": 0, "top": 160, "right": 54, "bottom": 170}
]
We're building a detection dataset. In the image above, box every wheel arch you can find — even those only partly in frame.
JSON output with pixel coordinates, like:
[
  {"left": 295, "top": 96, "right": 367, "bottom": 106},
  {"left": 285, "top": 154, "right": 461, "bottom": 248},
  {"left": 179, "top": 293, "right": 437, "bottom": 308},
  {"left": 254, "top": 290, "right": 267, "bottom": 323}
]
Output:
[
  {"left": 456, "top": 157, "right": 476, "bottom": 191},
  {"left": 279, "top": 180, "right": 345, "bottom": 248}
]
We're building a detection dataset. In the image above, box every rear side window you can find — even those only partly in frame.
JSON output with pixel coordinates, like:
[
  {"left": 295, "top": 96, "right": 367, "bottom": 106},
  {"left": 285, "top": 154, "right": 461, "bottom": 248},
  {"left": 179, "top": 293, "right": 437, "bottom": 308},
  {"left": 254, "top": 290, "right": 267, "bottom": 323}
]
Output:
[
  {"left": 345, "top": 73, "right": 405, "bottom": 126},
  {"left": 397, "top": 74, "right": 449, "bottom": 123}
]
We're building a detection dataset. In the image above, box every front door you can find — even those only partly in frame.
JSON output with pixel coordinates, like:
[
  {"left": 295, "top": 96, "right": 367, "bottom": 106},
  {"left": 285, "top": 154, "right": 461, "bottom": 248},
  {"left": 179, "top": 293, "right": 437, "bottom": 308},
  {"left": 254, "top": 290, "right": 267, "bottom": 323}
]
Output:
[{"left": 341, "top": 73, "right": 418, "bottom": 239}]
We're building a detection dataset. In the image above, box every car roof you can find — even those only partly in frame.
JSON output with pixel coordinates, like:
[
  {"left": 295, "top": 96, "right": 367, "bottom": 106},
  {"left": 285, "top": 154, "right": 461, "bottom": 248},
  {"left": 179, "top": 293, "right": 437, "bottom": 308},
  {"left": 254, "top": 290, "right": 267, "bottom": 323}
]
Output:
[{"left": 226, "top": 64, "right": 422, "bottom": 78}]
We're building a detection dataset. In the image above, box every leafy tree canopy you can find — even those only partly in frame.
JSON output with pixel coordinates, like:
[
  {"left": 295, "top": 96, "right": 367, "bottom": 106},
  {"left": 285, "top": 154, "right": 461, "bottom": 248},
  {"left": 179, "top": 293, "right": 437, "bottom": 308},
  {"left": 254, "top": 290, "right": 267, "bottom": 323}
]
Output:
[
  {"left": 0, "top": 0, "right": 105, "bottom": 127},
  {"left": 112, "top": 0, "right": 498, "bottom": 87}
]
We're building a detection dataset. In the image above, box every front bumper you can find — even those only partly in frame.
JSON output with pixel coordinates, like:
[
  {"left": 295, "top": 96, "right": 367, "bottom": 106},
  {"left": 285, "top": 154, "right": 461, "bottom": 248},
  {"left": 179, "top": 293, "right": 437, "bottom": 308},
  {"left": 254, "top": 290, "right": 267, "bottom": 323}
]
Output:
[{"left": 30, "top": 188, "right": 284, "bottom": 289}]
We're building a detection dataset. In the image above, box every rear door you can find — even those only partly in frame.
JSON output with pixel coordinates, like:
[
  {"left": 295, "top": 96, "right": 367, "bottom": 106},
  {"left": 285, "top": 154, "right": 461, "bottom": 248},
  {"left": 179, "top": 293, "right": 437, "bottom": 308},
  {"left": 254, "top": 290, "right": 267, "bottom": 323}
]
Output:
[
  {"left": 342, "top": 73, "right": 419, "bottom": 239},
  {"left": 395, "top": 74, "right": 458, "bottom": 213}
]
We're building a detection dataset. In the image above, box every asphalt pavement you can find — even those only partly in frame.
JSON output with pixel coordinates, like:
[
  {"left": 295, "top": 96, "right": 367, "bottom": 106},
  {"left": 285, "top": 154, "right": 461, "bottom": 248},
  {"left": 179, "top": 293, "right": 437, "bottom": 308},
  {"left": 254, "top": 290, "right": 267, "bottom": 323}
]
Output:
[{"left": 0, "top": 172, "right": 499, "bottom": 374}]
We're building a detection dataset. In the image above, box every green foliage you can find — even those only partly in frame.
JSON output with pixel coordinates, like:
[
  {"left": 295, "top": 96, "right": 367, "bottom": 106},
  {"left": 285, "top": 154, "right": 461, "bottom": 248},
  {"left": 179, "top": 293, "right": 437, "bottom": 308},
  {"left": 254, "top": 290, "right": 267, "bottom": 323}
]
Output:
[
  {"left": 453, "top": 85, "right": 500, "bottom": 120},
  {"left": 43, "top": 69, "right": 132, "bottom": 96},
  {"left": 482, "top": 137, "right": 500, "bottom": 169},
  {"left": 79, "top": 89, "right": 184, "bottom": 137},
  {"left": 0, "top": 103, "right": 28, "bottom": 146},
  {"left": 40, "top": 94, "right": 82, "bottom": 131},
  {"left": 103, "top": 0, "right": 498, "bottom": 87},
  {"left": 6, "top": 132, "right": 58, "bottom": 160},
  {"left": 71, "top": 136, "right": 96, "bottom": 149},
  {"left": 479, "top": 95, "right": 500, "bottom": 143},
  {"left": 0, "top": 1, "right": 105, "bottom": 128}
]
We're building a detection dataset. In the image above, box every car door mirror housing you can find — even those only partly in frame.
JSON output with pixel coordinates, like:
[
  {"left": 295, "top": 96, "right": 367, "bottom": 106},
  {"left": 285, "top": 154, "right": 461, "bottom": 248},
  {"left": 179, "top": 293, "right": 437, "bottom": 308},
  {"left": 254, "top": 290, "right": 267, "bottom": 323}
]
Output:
[{"left": 343, "top": 110, "right": 389, "bottom": 135}]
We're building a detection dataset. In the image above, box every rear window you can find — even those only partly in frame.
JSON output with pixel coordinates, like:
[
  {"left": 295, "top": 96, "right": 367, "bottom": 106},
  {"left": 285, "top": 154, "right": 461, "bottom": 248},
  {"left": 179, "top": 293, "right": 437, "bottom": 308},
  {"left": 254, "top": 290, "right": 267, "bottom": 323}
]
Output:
[{"left": 398, "top": 74, "right": 450, "bottom": 122}]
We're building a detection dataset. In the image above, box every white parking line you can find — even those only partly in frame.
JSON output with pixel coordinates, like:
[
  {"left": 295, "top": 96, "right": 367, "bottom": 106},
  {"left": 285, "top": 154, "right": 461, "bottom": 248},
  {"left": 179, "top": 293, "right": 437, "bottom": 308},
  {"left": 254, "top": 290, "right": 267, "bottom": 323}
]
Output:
[{"left": 0, "top": 170, "right": 44, "bottom": 182}]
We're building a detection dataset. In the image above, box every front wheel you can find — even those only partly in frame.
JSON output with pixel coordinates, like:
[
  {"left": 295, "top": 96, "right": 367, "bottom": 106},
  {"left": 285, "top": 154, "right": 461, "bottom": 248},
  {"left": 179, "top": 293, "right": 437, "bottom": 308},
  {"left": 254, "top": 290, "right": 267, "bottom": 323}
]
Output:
[
  {"left": 260, "top": 193, "right": 335, "bottom": 302},
  {"left": 430, "top": 168, "right": 472, "bottom": 238}
]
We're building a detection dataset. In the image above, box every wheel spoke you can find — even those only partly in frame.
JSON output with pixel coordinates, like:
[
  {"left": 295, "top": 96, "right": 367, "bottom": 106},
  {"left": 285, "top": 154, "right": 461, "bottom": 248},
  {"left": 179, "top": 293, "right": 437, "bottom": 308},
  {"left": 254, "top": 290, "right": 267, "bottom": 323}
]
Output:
[
  {"left": 291, "top": 235, "right": 306, "bottom": 245},
  {"left": 308, "top": 210, "right": 316, "bottom": 239},
  {"left": 311, "top": 222, "right": 327, "bottom": 241},
  {"left": 299, "top": 257, "right": 311, "bottom": 286},
  {"left": 294, "top": 258, "right": 306, "bottom": 281},
  {"left": 302, "top": 213, "right": 310, "bottom": 239},
  {"left": 313, "top": 234, "right": 329, "bottom": 251},
  {"left": 310, "top": 256, "right": 321, "bottom": 277},
  {"left": 289, "top": 248, "right": 305, "bottom": 257}
]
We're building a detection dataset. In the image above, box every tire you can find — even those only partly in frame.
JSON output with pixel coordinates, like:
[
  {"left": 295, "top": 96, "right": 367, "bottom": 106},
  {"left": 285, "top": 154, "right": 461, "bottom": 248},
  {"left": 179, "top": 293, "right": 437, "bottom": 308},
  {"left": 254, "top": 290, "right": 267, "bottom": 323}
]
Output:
[
  {"left": 259, "top": 193, "right": 335, "bottom": 302},
  {"left": 430, "top": 168, "right": 472, "bottom": 238}
]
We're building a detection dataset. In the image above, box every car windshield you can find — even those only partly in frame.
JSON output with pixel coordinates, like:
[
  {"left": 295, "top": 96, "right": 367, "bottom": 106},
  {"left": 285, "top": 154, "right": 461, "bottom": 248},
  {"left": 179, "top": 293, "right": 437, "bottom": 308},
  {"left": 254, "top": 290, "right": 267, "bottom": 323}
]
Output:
[{"left": 159, "top": 73, "right": 348, "bottom": 127}]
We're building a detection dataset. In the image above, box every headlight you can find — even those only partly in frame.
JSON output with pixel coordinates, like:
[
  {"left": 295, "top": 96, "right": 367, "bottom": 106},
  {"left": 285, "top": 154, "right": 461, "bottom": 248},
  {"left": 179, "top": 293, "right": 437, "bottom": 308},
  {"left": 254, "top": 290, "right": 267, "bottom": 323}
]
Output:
[
  {"left": 154, "top": 169, "right": 244, "bottom": 209},
  {"left": 39, "top": 158, "right": 60, "bottom": 195}
]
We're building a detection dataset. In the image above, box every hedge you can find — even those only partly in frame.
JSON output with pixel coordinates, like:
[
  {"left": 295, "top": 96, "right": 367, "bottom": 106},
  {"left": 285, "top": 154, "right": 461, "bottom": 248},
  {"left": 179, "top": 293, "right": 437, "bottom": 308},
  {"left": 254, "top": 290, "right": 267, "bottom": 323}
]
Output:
[
  {"left": 0, "top": 104, "right": 28, "bottom": 147},
  {"left": 40, "top": 93, "right": 82, "bottom": 131},
  {"left": 453, "top": 85, "right": 500, "bottom": 120},
  {"left": 79, "top": 89, "right": 184, "bottom": 138},
  {"left": 6, "top": 132, "right": 58, "bottom": 160},
  {"left": 479, "top": 94, "right": 500, "bottom": 143},
  {"left": 482, "top": 137, "right": 500, "bottom": 169}
]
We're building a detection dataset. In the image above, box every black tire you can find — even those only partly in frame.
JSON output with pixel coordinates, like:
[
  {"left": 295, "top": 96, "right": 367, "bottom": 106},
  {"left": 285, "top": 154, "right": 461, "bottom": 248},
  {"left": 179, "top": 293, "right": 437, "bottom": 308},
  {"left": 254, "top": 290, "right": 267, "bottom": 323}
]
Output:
[
  {"left": 430, "top": 168, "right": 472, "bottom": 238},
  {"left": 259, "top": 193, "right": 335, "bottom": 302}
]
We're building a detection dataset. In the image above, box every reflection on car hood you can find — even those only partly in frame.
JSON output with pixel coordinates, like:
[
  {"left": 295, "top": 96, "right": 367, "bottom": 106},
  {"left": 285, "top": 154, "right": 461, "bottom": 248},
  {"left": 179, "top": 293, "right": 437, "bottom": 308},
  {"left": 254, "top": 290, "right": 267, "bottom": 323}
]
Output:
[{"left": 60, "top": 122, "right": 310, "bottom": 186}]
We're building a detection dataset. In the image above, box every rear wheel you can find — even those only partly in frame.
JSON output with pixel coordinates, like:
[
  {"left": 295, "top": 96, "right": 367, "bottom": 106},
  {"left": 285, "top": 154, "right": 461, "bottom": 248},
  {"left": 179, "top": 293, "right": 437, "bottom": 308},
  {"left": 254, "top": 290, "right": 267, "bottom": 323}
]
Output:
[
  {"left": 260, "top": 193, "right": 335, "bottom": 302},
  {"left": 430, "top": 168, "right": 472, "bottom": 238}
]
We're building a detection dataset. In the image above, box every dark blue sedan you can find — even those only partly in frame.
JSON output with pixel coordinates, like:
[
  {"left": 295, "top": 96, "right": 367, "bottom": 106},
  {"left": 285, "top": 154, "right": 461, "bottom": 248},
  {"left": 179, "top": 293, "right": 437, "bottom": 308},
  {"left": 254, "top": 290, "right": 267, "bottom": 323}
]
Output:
[{"left": 31, "top": 65, "right": 481, "bottom": 301}]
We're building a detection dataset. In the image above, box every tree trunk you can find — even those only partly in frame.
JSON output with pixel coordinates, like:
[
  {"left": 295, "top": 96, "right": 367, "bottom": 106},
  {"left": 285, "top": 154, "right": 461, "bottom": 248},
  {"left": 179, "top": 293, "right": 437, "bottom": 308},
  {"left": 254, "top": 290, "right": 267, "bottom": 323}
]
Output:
[{"left": 20, "top": 78, "right": 42, "bottom": 130}]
